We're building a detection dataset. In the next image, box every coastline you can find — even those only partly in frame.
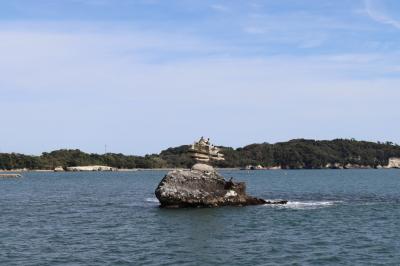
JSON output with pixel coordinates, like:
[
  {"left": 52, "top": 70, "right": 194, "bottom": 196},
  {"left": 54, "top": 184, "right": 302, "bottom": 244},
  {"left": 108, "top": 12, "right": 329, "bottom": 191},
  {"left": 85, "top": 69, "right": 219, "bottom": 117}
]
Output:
[
  {"left": 2, "top": 139, "right": 400, "bottom": 171},
  {"left": 1, "top": 167, "right": 399, "bottom": 173}
]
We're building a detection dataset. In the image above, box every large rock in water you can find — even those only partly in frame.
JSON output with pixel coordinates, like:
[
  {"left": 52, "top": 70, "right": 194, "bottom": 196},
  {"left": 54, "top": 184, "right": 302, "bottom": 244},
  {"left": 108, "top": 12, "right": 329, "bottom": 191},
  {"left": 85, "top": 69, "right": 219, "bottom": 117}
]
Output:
[{"left": 155, "top": 164, "right": 287, "bottom": 208}]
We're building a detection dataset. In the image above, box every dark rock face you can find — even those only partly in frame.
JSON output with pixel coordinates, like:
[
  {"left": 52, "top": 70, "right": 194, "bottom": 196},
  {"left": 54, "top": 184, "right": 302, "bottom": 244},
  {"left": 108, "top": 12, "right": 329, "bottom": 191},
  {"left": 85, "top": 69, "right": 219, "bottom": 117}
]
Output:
[{"left": 155, "top": 165, "right": 287, "bottom": 208}]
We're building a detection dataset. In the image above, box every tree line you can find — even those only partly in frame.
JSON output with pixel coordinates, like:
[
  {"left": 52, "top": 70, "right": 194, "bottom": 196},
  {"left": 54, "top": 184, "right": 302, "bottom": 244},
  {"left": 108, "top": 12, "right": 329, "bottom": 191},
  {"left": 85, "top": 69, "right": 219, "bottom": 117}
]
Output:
[{"left": 1, "top": 139, "right": 400, "bottom": 170}]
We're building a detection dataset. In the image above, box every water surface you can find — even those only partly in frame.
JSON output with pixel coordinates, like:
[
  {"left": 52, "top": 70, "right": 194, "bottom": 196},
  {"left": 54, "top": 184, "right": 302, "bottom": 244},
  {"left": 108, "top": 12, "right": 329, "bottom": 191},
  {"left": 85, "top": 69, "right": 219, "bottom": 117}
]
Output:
[{"left": 1, "top": 170, "right": 400, "bottom": 265}]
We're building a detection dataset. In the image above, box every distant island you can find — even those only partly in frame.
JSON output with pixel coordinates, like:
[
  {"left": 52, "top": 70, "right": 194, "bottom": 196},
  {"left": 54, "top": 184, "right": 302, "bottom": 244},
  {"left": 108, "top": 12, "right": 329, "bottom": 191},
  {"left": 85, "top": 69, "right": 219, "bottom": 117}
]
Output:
[{"left": 1, "top": 139, "right": 400, "bottom": 171}]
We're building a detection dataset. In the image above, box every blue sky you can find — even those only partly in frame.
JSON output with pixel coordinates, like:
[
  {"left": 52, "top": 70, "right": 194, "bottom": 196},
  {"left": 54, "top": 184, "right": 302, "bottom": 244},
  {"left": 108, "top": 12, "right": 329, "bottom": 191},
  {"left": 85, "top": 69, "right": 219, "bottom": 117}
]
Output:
[{"left": 1, "top": 0, "right": 400, "bottom": 155}]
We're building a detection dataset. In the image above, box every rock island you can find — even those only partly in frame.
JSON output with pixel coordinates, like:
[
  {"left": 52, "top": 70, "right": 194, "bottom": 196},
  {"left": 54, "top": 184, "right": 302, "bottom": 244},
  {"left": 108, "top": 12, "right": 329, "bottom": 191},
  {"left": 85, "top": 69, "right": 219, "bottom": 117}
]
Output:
[{"left": 155, "top": 137, "right": 287, "bottom": 208}]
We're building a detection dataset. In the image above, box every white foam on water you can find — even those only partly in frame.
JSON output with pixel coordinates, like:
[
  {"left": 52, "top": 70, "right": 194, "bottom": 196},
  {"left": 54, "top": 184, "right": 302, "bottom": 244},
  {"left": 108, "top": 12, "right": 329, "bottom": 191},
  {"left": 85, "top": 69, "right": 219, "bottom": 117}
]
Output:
[
  {"left": 145, "top": 197, "right": 160, "bottom": 203},
  {"left": 265, "top": 200, "right": 343, "bottom": 209}
]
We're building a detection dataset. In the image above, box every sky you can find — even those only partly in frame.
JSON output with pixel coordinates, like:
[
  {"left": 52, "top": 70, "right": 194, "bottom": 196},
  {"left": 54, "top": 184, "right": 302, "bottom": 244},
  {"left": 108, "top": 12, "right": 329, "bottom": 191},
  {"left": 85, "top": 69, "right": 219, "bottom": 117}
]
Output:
[{"left": 1, "top": 0, "right": 400, "bottom": 155}]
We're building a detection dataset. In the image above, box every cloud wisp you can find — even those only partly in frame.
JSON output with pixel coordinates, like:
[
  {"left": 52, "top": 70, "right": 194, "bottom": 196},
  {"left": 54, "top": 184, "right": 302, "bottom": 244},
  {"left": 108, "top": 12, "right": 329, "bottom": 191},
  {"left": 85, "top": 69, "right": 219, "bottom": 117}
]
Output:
[
  {"left": 1, "top": 0, "right": 400, "bottom": 154},
  {"left": 1, "top": 22, "right": 400, "bottom": 154},
  {"left": 364, "top": 0, "right": 400, "bottom": 29}
]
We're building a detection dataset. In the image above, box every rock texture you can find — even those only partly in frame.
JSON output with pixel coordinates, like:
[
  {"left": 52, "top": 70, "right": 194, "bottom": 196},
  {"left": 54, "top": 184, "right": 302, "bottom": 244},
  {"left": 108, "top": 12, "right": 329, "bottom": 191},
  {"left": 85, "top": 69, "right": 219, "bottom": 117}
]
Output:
[
  {"left": 54, "top": 166, "right": 64, "bottom": 172},
  {"left": 387, "top": 158, "right": 400, "bottom": 168},
  {"left": 66, "top": 165, "right": 116, "bottom": 171},
  {"left": 155, "top": 164, "right": 287, "bottom": 208}
]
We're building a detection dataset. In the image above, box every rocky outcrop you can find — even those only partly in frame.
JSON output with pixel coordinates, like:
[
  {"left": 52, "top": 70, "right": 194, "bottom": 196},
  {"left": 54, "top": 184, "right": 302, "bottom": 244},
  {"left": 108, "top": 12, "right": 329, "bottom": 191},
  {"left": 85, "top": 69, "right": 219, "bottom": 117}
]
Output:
[
  {"left": 325, "top": 163, "right": 344, "bottom": 169},
  {"left": 155, "top": 163, "right": 287, "bottom": 208},
  {"left": 343, "top": 164, "right": 372, "bottom": 169},
  {"left": 54, "top": 166, "right": 64, "bottom": 172},
  {"left": 66, "top": 165, "right": 116, "bottom": 171},
  {"left": 387, "top": 158, "right": 400, "bottom": 168}
]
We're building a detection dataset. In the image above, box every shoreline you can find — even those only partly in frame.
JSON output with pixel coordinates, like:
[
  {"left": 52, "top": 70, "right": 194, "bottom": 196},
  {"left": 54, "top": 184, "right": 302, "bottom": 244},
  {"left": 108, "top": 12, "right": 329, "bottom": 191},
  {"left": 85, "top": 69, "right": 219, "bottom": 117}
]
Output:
[{"left": 0, "top": 168, "right": 399, "bottom": 173}]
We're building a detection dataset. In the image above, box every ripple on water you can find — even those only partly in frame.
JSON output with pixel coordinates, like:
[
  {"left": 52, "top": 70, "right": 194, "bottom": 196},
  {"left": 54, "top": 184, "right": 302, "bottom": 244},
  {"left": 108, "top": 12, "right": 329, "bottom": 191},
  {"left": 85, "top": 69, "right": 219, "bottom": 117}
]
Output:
[
  {"left": 145, "top": 197, "right": 160, "bottom": 203},
  {"left": 266, "top": 200, "right": 344, "bottom": 209},
  {"left": 1, "top": 170, "right": 400, "bottom": 265}
]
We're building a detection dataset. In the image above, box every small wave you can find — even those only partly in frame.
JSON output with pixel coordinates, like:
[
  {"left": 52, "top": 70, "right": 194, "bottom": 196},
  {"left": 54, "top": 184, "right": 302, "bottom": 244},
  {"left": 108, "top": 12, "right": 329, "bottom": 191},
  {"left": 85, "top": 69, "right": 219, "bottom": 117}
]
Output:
[
  {"left": 265, "top": 200, "right": 342, "bottom": 209},
  {"left": 145, "top": 198, "right": 159, "bottom": 203}
]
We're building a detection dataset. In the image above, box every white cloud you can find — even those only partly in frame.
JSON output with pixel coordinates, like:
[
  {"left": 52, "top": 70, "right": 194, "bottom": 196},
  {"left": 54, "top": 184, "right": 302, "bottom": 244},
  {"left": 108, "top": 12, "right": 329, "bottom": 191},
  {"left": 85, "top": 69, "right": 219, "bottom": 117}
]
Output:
[
  {"left": 1, "top": 22, "right": 400, "bottom": 154},
  {"left": 364, "top": 0, "right": 400, "bottom": 29}
]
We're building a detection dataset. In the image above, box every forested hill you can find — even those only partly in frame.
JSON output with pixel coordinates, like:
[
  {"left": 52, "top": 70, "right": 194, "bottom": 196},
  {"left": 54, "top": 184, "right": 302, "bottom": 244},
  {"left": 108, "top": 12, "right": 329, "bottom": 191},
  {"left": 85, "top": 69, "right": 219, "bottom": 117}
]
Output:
[{"left": 1, "top": 139, "right": 400, "bottom": 170}]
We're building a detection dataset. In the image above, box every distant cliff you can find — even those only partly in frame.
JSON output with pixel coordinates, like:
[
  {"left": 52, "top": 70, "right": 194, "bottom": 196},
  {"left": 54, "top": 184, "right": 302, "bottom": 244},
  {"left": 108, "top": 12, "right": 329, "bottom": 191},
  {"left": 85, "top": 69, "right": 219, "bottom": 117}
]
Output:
[
  {"left": 1, "top": 139, "right": 400, "bottom": 170},
  {"left": 387, "top": 158, "right": 400, "bottom": 168}
]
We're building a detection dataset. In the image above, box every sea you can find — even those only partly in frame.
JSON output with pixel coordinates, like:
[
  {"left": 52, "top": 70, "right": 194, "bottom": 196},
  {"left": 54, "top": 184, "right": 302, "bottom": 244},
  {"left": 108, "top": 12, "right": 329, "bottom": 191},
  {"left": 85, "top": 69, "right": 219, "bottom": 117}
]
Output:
[{"left": 1, "top": 169, "right": 400, "bottom": 265}]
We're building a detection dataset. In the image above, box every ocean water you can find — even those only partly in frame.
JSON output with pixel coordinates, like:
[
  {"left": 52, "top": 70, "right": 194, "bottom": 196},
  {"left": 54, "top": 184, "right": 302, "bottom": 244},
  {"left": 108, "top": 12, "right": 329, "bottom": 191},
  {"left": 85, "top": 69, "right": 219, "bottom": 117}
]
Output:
[{"left": 1, "top": 169, "right": 400, "bottom": 265}]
